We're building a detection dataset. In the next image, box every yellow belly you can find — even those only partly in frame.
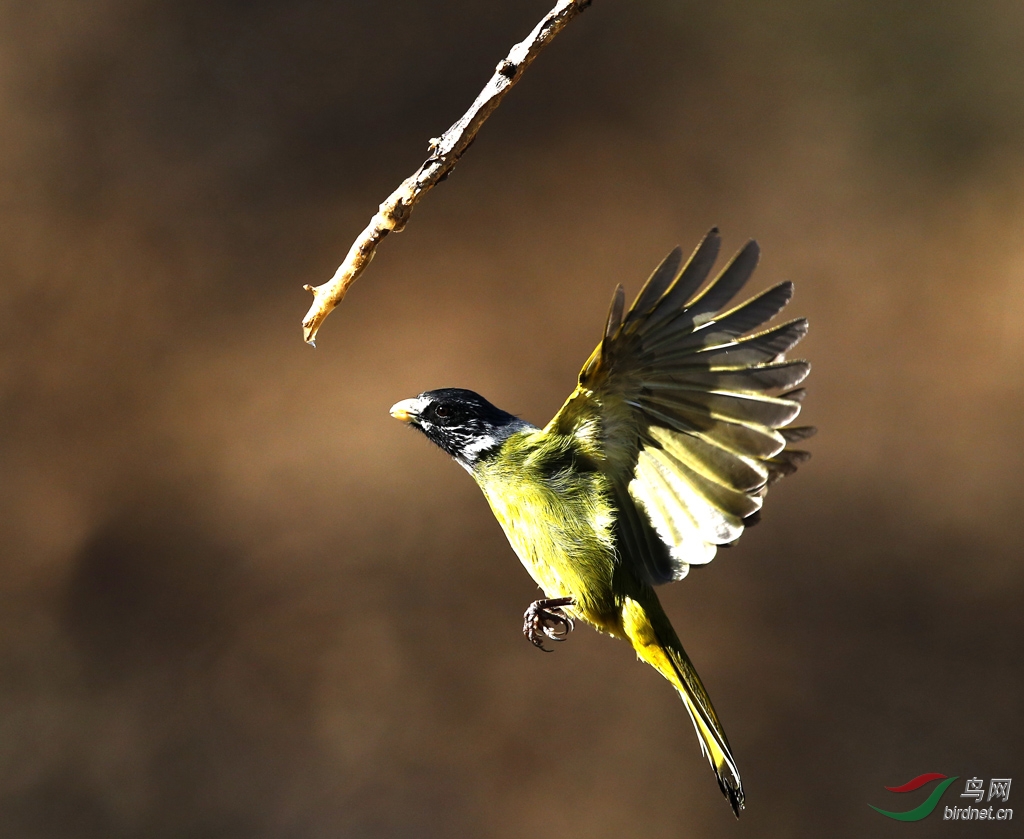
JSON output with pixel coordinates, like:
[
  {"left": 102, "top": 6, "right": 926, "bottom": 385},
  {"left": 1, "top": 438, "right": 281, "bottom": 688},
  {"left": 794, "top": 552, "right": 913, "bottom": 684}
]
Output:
[{"left": 475, "top": 459, "right": 619, "bottom": 628}]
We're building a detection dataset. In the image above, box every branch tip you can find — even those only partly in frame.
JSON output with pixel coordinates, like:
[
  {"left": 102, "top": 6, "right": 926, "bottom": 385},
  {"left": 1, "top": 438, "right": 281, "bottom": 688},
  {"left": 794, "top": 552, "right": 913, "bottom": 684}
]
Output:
[{"left": 300, "top": 0, "right": 592, "bottom": 344}]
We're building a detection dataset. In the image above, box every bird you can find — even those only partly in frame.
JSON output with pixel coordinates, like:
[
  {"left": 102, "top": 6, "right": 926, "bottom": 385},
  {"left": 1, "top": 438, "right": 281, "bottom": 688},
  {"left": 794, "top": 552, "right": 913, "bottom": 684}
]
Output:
[{"left": 389, "top": 229, "right": 813, "bottom": 816}]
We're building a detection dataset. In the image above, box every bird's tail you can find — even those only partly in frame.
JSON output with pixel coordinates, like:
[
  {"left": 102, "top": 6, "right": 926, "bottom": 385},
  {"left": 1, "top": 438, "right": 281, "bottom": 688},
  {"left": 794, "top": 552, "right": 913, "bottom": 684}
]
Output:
[{"left": 621, "top": 593, "right": 745, "bottom": 817}]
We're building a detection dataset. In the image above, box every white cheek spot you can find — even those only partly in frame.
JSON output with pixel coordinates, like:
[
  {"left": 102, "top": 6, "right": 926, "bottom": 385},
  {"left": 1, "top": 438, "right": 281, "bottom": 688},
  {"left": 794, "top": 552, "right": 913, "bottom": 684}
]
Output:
[{"left": 462, "top": 434, "right": 498, "bottom": 459}]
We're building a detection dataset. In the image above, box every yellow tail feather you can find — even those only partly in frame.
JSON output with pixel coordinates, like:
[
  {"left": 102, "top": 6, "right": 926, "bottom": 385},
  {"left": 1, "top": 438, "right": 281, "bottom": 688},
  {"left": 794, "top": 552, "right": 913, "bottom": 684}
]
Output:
[{"left": 621, "top": 594, "right": 745, "bottom": 817}]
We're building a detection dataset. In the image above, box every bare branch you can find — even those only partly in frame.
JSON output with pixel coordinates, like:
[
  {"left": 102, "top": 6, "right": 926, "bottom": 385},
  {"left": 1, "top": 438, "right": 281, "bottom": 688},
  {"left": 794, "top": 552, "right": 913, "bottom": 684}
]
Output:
[{"left": 301, "top": 0, "right": 593, "bottom": 346}]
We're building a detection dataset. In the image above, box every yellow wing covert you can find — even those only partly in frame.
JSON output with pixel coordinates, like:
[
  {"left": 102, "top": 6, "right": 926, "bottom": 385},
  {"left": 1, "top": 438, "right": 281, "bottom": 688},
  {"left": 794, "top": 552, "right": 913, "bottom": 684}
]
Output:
[{"left": 547, "top": 229, "right": 814, "bottom": 585}]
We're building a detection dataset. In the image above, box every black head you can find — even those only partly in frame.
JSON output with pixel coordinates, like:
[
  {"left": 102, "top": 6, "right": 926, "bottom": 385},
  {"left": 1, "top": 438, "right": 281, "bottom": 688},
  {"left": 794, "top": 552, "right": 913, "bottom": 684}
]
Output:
[{"left": 390, "top": 388, "right": 530, "bottom": 470}]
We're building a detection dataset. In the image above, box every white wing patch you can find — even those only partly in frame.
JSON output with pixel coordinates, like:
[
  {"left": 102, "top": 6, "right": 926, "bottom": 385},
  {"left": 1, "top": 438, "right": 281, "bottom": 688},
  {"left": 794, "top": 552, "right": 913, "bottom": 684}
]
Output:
[
  {"left": 627, "top": 423, "right": 775, "bottom": 572},
  {"left": 628, "top": 449, "right": 718, "bottom": 573}
]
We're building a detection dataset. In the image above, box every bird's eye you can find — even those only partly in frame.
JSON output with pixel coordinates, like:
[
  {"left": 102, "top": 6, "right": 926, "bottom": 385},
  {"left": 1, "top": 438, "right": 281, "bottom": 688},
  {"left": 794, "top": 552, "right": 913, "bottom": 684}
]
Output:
[{"left": 434, "top": 405, "right": 450, "bottom": 419}]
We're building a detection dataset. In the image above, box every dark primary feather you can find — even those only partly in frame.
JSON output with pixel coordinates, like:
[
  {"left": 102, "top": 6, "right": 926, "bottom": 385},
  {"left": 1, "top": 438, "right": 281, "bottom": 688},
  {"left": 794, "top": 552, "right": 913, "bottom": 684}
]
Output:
[
  {"left": 779, "top": 425, "right": 817, "bottom": 443},
  {"left": 605, "top": 285, "right": 626, "bottom": 340},
  {"left": 683, "top": 318, "right": 808, "bottom": 367},
  {"left": 664, "top": 360, "right": 810, "bottom": 392},
  {"left": 641, "top": 229, "right": 722, "bottom": 330},
  {"left": 646, "top": 239, "right": 760, "bottom": 339},
  {"left": 657, "top": 281, "right": 794, "bottom": 352},
  {"left": 639, "top": 388, "right": 802, "bottom": 428},
  {"left": 626, "top": 246, "right": 684, "bottom": 323}
]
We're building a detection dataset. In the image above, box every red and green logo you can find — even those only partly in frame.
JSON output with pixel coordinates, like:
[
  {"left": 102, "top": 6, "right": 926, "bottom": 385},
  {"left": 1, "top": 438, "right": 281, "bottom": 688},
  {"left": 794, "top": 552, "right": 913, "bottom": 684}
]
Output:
[{"left": 870, "top": 773, "right": 960, "bottom": 821}]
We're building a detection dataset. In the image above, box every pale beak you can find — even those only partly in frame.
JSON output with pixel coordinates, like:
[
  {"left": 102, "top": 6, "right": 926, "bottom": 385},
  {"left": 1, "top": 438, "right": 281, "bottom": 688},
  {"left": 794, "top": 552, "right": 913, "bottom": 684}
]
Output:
[{"left": 389, "top": 398, "right": 421, "bottom": 423}]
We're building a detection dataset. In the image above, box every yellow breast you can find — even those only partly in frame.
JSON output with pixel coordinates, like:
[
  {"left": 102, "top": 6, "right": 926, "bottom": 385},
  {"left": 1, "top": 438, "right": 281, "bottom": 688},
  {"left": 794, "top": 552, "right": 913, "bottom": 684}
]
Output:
[{"left": 472, "top": 429, "right": 619, "bottom": 619}]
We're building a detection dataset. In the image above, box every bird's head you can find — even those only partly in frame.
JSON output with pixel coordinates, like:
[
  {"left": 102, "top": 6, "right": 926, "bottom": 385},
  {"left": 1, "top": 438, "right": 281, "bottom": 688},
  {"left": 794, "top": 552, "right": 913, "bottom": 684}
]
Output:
[{"left": 389, "top": 388, "right": 530, "bottom": 471}]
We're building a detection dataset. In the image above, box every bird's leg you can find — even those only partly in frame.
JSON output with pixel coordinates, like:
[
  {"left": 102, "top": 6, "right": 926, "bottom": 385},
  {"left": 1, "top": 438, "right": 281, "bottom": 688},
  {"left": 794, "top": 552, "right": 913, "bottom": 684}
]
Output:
[{"left": 523, "top": 596, "right": 576, "bottom": 652}]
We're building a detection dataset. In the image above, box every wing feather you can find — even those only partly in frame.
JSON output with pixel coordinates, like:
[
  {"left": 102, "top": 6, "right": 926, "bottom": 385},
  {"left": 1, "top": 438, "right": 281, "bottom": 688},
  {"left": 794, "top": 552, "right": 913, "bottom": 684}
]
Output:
[
  {"left": 778, "top": 425, "right": 817, "bottom": 443},
  {"left": 652, "top": 282, "right": 794, "bottom": 352},
  {"left": 676, "top": 319, "right": 808, "bottom": 367},
  {"left": 642, "top": 230, "right": 723, "bottom": 330},
  {"left": 612, "top": 483, "right": 684, "bottom": 584},
  {"left": 604, "top": 285, "right": 626, "bottom": 340},
  {"left": 548, "top": 231, "right": 812, "bottom": 586},
  {"left": 626, "top": 247, "right": 684, "bottom": 324},
  {"left": 645, "top": 448, "right": 744, "bottom": 547},
  {"left": 645, "top": 240, "right": 760, "bottom": 339},
  {"left": 631, "top": 452, "right": 719, "bottom": 564},
  {"left": 650, "top": 360, "right": 810, "bottom": 393},
  {"left": 645, "top": 427, "right": 768, "bottom": 494},
  {"left": 691, "top": 421, "right": 787, "bottom": 460},
  {"left": 640, "top": 388, "right": 803, "bottom": 428}
]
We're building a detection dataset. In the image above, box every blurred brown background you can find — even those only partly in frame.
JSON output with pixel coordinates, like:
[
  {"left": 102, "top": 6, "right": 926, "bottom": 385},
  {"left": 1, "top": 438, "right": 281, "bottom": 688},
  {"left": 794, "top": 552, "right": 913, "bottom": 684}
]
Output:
[{"left": 1, "top": 1, "right": 1022, "bottom": 836}]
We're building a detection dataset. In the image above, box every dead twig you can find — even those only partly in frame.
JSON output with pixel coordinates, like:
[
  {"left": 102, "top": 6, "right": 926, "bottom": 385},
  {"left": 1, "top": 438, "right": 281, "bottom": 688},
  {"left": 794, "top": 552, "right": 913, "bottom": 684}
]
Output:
[{"left": 301, "top": 0, "right": 593, "bottom": 345}]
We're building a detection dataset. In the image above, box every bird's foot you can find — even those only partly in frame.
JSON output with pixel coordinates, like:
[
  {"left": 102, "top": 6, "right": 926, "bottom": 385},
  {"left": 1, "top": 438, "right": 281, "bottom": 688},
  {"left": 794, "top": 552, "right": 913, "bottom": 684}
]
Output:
[{"left": 523, "top": 597, "right": 576, "bottom": 652}]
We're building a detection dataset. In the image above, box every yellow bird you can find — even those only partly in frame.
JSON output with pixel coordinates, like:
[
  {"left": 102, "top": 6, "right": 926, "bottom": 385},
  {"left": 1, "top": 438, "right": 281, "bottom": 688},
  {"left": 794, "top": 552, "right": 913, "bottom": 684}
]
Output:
[{"left": 390, "top": 229, "right": 813, "bottom": 816}]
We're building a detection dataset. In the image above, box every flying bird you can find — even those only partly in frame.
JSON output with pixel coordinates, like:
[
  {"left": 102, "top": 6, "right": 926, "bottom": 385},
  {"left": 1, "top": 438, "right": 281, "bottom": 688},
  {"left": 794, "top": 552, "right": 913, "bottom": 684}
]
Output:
[{"left": 390, "top": 229, "right": 813, "bottom": 816}]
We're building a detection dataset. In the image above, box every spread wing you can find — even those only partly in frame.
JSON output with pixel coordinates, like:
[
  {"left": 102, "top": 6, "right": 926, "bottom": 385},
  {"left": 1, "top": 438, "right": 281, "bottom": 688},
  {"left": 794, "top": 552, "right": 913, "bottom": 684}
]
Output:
[{"left": 546, "top": 229, "right": 814, "bottom": 585}]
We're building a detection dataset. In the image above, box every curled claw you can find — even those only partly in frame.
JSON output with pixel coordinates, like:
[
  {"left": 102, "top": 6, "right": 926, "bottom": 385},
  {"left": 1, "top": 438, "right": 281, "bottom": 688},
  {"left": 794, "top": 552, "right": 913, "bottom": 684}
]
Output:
[
  {"left": 540, "top": 610, "right": 574, "bottom": 642},
  {"left": 523, "top": 597, "right": 577, "bottom": 652}
]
